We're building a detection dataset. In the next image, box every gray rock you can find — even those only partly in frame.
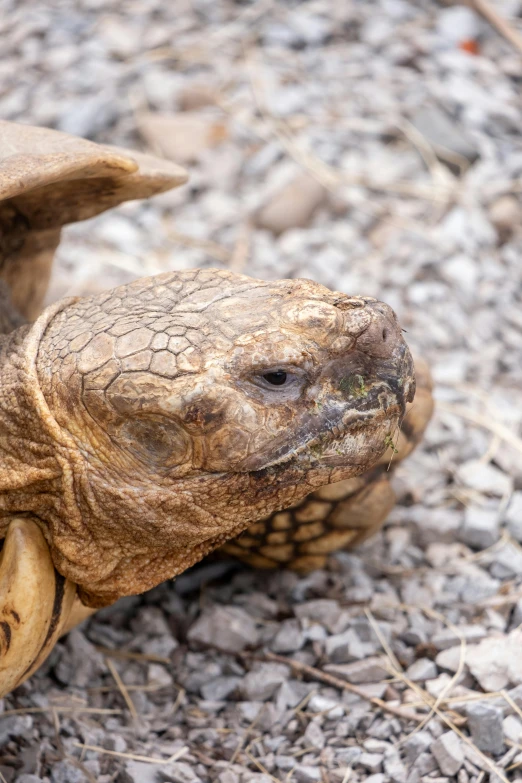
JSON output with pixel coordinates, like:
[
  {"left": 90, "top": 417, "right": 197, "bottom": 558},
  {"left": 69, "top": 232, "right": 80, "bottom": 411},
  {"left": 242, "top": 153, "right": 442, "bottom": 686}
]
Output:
[
  {"left": 432, "top": 732, "right": 464, "bottom": 776},
  {"left": 436, "top": 4, "right": 481, "bottom": 42},
  {"left": 293, "top": 766, "right": 321, "bottom": 783},
  {"left": 403, "top": 731, "right": 432, "bottom": 763},
  {"left": 242, "top": 663, "right": 289, "bottom": 701},
  {"left": 160, "top": 761, "right": 201, "bottom": 782},
  {"left": 358, "top": 753, "right": 383, "bottom": 773},
  {"left": 271, "top": 619, "right": 305, "bottom": 653},
  {"left": 324, "top": 657, "right": 388, "bottom": 684},
  {"left": 458, "top": 507, "right": 500, "bottom": 550},
  {"left": 303, "top": 720, "right": 325, "bottom": 750},
  {"left": 432, "top": 624, "right": 487, "bottom": 651},
  {"left": 412, "top": 752, "right": 438, "bottom": 776},
  {"left": 294, "top": 600, "right": 343, "bottom": 632},
  {"left": 457, "top": 461, "right": 512, "bottom": 498},
  {"left": 489, "top": 196, "right": 522, "bottom": 243},
  {"left": 0, "top": 715, "right": 32, "bottom": 747},
  {"left": 200, "top": 676, "right": 241, "bottom": 701},
  {"left": 503, "top": 714, "right": 522, "bottom": 743},
  {"left": 54, "top": 630, "right": 105, "bottom": 688},
  {"left": 466, "top": 703, "right": 504, "bottom": 755},
  {"left": 435, "top": 646, "right": 462, "bottom": 674},
  {"left": 384, "top": 752, "right": 407, "bottom": 783},
  {"left": 188, "top": 605, "right": 259, "bottom": 652},
  {"left": 405, "top": 658, "right": 438, "bottom": 682},
  {"left": 308, "top": 694, "right": 344, "bottom": 719},
  {"left": 51, "top": 761, "right": 89, "bottom": 783},
  {"left": 324, "top": 628, "right": 375, "bottom": 663},
  {"left": 489, "top": 543, "right": 522, "bottom": 579},
  {"left": 254, "top": 173, "right": 326, "bottom": 236},
  {"left": 411, "top": 106, "right": 479, "bottom": 167},
  {"left": 16, "top": 777, "right": 44, "bottom": 783},
  {"left": 505, "top": 491, "right": 522, "bottom": 542},
  {"left": 217, "top": 772, "right": 239, "bottom": 783},
  {"left": 57, "top": 92, "right": 118, "bottom": 139},
  {"left": 410, "top": 508, "right": 462, "bottom": 547}
]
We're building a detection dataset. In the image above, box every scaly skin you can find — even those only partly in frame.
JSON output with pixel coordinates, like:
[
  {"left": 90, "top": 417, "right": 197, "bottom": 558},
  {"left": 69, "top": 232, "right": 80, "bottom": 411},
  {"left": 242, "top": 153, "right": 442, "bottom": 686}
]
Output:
[{"left": 0, "top": 268, "right": 414, "bottom": 607}]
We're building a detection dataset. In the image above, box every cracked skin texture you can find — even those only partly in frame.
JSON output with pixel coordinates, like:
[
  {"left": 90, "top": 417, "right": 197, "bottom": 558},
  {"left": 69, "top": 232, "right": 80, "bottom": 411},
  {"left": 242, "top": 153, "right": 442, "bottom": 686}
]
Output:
[{"left": 0, "top": 267, "right": 415, "bottom": 607}]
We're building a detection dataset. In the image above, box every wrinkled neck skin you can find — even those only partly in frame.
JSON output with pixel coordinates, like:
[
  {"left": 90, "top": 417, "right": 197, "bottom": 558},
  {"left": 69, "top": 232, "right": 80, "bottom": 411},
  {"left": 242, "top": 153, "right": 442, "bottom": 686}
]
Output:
[{"left": 0, "top": 294, "right": 404, "bottom": 608}]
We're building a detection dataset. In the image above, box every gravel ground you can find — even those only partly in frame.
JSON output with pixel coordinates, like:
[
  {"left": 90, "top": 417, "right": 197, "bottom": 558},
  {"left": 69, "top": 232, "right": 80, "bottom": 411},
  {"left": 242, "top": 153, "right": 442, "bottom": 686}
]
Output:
[{"left": 2, "top": 0, "right": 522, "bottom": 781}]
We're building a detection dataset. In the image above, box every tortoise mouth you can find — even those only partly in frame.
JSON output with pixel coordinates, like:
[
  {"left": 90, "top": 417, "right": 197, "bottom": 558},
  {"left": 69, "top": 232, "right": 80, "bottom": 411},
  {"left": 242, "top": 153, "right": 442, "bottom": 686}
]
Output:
[
  {"left": 236, "top": 342, "right": 414, "bottom": 474},
  {"left": 237, "top": 382, "right": 405, "bottom": 474}
]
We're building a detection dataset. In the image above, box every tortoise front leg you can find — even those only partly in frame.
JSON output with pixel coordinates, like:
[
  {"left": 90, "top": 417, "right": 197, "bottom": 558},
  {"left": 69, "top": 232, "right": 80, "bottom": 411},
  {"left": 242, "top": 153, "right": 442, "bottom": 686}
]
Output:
[{"left": 0, "top": 517, "right": 78, "bottom": 696}]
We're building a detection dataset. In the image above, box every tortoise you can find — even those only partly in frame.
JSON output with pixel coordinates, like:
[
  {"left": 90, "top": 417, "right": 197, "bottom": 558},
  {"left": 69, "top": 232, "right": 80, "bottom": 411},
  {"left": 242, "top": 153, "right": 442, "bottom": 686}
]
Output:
[{"left": 0, "top": 120, "right": 433, "bottom": 696}]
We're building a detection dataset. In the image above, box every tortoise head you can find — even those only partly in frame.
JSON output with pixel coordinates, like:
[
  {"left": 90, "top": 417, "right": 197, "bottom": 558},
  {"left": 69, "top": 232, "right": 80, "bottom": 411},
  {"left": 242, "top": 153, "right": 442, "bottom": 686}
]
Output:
[{"left": 28, "top": 268, "right": 414, "bottom": 603}]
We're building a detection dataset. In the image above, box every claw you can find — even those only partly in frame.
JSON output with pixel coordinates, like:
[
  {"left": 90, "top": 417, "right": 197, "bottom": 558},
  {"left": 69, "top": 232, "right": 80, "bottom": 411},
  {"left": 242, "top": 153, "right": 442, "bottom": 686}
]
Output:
[{"left": 0, "top": 518, "right": 76, "bottom": 696}]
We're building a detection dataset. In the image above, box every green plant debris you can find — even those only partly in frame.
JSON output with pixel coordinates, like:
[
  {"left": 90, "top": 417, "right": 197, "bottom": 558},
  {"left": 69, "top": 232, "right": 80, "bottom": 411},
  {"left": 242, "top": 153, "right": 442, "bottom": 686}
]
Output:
[
  {"left": 384, "top": 433, "right": 399, "bottom": 454},
  {"left": 339, "top": 374, "right": 368, "bottom": 398}
]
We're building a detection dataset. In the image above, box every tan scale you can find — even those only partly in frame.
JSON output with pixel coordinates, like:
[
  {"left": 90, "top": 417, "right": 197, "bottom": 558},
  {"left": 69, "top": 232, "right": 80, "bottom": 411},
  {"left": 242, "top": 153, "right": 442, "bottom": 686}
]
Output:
[{"left": 0, "top": 121, "right": 432, "bottom": 697}]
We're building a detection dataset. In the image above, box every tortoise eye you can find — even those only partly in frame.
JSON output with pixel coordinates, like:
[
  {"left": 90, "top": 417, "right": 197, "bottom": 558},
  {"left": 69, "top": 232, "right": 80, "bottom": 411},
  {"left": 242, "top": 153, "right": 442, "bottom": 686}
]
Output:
[{"left": 263, "top": 371, "right": 287, "bottom": 386}]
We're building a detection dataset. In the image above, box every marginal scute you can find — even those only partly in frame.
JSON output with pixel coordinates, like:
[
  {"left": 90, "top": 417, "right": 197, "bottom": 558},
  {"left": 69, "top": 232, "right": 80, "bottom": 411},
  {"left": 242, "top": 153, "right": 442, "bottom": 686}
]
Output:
[
  {"left": 292, "top": 521, "right": 326, "bottom": 542},
  {"left": 287, "top": 555, "right": 327, "bottom": 572},
  {"left": 315, "top": 476, "right": 365, "bottom": 501},
  {"left": 271, "top": 512, "right": 293, "bottom": 530},
  {"left": 299, "top": 528, "right": 358, "bottom": 554},
  {"left": 259, "top": 543, "right": 295, "bottom": 562},
  {"left": 266, "top": 531, "right": 289, "bottom": 545},
  {"left": 294, "top": 500, "right": 331, "bottom": 523}
]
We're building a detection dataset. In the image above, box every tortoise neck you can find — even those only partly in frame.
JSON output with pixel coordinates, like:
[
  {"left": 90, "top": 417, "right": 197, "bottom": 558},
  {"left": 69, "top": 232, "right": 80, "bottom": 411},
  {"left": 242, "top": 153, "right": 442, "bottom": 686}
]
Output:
[
  {"left": 0, "top": 320, "right": 62, "bottom": 528},
  {"left": 0, "top": 282, "right": 25, "bottom": 335}
]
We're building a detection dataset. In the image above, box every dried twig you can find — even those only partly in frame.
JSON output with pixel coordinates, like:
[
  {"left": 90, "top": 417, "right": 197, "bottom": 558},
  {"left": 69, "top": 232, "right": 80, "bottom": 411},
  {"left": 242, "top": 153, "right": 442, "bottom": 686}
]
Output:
[
  {"left": 106, "top": 658, "right": 138, "bottom": 721},
  {"left": 259, "top": 651, "right": 423, "bottom": 723},
  {"left": 72, "top": 742, "right": 188, "bottom": 765},
  {"left": 0, "top": 706, "right": 122, "bottom": 717},
  {"left": 385, "top": 661, "right": 509, "bottom": 783},
  {"left": 96, "top": 646, "right": 170, "bottom": 664}
]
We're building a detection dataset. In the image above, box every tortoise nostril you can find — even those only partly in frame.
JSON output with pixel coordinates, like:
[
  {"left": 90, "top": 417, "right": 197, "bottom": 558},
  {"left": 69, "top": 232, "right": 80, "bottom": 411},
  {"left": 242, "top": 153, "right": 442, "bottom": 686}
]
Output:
[{"left": 382, "top": 328, "right": 388, "bottom": 342}]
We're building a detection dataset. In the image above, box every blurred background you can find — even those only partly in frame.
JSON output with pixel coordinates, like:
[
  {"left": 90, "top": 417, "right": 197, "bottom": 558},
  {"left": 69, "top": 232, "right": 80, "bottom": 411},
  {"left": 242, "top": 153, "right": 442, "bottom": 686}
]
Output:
[
  {"left": 2, "top": 0, "right": 520, "bottom": 396},
  {"left": 3, "top": 1, "right": 522, "bottom": 782}
]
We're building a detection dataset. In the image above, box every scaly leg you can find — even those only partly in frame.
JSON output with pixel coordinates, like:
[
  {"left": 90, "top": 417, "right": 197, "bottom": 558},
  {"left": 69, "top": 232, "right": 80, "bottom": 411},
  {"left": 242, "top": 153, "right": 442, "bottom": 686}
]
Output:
[{"left": 0, "top": 518, "right": 76, "bottom": 696}]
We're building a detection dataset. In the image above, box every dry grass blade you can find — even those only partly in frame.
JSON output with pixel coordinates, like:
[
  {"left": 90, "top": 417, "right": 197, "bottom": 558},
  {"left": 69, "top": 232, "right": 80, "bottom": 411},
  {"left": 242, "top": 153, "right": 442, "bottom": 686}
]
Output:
[
  {"left": 106, "top": 658, "right": 138, "bottom": 721},
  {"left": 400, "top": 606, "right": 467, "bottom": 742},
  {"left": 436, "top": 401, "right": 522, "bottom": 457},
  {"left": 96, "top": 646, "right": 170, "bottom": 664},
  {"left": 262, "top": 652, "right": 422, "bottom": 723},
  {"left": 471, "top": 0, "right": 522, "bottom": 53},
  {"left": 245, "top": 749, "right": 285, "bottom": 783},
  {"left": 230, "top": 704, "right": 266, "bottom": 764},
  {"left": 0, "top": 706, "right": 122, "bottom": 717},
  {"left": 501, "top": 689, "right": 522, "bottom": 722},
  {"left": 340, "top": 768, "right": 351, "bottom": 783},
  {"left": 384, "top": 660, "right": 509, "bottom": 783},
  {"left": 72, "top": 742, "right": 188, "bottom": 765},
  {"left": 365, "top": 608, "right": 403, "bottom": 672}
]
